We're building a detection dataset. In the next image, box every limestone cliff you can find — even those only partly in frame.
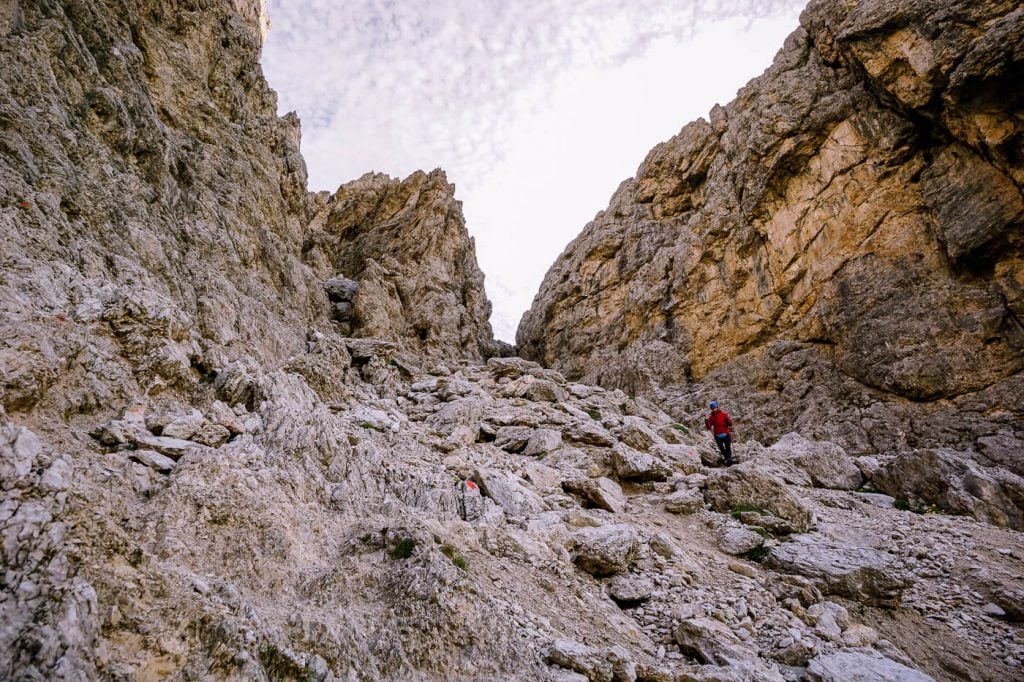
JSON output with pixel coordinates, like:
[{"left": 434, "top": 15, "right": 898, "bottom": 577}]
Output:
[
  {"left": 0, "top": 0, "right": 320, "bottom": 419},
  {"left": 304, "top": 169, "right": 505, "bottom": 362},
  {"left": 518, "top": 0, "right": 1024, "bottom": 455}
]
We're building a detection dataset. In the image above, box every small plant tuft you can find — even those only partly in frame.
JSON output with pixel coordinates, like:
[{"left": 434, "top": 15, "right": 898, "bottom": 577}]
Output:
[
  {"left": 894, "top": 498, "right": 913, "bottom": 512},
  {"left": 357, "top": 421, "right": 386, "bottom": 433},
  {"left": 671, "top": 423, "right": 690, "bottom": 434},
  {"left": 740, "top": 545, "right": 770, "bottom": 563},
  {"left": 391, "top": 537, "right": 417, "bottom": 559},
  {"left": 347, "top": 434, "right": 360, "bottom": 446},
  {"left": 730, "top": 503, "right": 769, "bottom": 519},
  {"left": 441, "top": 543, "right": 469, "bottom": 571},
  {"left": 585, "top": 408, "right": 601, "bottom": 421}
]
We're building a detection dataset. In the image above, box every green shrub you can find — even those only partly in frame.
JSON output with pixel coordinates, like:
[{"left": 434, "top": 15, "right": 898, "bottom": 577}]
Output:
[
  {"left": 740, "top": 545, "right": 770, "bottom": 563},
  {"left": 391, "top": 537, "right": 417, "bottom": 559},
  {"left": 586, "top": 408, "right": 601, "bottom": 421},
  {"left": 441, "top": 543, "right": 469, "bottom": 571}
]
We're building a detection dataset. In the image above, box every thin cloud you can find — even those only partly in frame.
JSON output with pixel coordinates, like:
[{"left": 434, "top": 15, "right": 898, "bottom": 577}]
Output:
[
  {"left": 261, "top": 1, "right": 807, "bottom": 340},
  {"left": 263, "top": 0, "right": 803, "bottom": 189}
]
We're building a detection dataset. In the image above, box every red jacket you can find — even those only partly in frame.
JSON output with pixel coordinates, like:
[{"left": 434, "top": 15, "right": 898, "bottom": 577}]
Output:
[{"left": 705, "top": 409, "right": 732, "bottom": 437}]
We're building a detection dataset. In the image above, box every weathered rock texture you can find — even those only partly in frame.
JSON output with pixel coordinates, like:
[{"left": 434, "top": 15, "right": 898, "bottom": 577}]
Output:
[
  {"left": 0, "top": 0, "right": 319, "bottom": 419},
  {"left": 305, "top": 169, "right": 505, "bottom": 361},
  {"left": 518, "top": 0, "right": 1024, "bottom": 458},
  {"left": 3, "top": 0, "right": 1024, "bottom": 680}
]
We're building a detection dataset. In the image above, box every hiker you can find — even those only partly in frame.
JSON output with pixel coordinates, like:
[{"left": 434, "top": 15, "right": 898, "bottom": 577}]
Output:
[{"left": 704, "top": 401, "right": 734, "bottom": 466}]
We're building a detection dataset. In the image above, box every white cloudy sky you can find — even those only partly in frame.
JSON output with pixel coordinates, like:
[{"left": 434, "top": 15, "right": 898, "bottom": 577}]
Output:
[{"left": 261, "top": 1, "right": 806, "bottom": 341}]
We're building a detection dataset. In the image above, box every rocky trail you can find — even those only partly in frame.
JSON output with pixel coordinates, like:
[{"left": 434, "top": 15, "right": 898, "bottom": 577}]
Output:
[{"left": 7, "top": 344, "right": 1021, "bottom": 680}]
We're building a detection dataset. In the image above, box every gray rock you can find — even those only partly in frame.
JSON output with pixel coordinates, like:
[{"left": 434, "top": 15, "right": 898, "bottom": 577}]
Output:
[
  {"left": 563, "top": 477, "right": 627, "bottom": 514},
  {"left": 133, "top": 435, "right": 202, "bottom": 460},
  {"left": 650, "top": 443, "right": 702, "bottom": 474},
  {"left": 805, "top": 602, "right": 848, "bottom": 642},
  {"left": 161, "top": 410, "right": 205, "bottom": 440},
  {"left": 474, "top": 468, "right": 545, "bottom": 518},
  {"left": 768, "top": 433, "right": 863, "bottom": 490},
  {"left": 664, "top": 488, "right": 703, "bottom": 514},
  {"left": 705, "top": 464, "right": 815, "bottom": 533},
  {"left": 493, "top": 426, "right": 534, "bottom": 453},
  {"left": 546, "top": 639, "right": 614, "bottom": 682},
  {"left": 674, "top": 617, "right": 759, "bottom": 667},
  {"left": 717, "top": 527, "right": 765, "bottom": 556},
  {"left": 90, "top": 419, "right": 147, "bottom": 446},
  {"left": 323, "top": 276, "right": 359, "bottom": 301},
  {"left": 873, "top": 449, "right": 1024, "bottom": 530},
  {"left": 767, "top": 538, "right": 911, "bottom": 606},
  {"left": 523, "top": 428, "right": 562, "bottom": 457},
  {"left": 191, "top": 422, "right": 231, "bottom": 447},
  {"left": 130, "top": 449, "right": 177, "bottom": 474},
  {"left": 616, "top": 416, "right": 662, "bottom": 451},
  {"left": 562, "top": 420, "right": 616, "bottom": 447},
  {"left": 607, "top": 573, "right": 654, "bottom": 605},
  {"left": 611, "top": 442, "right": 672, "bottom": 482},
  {"left": 572, "top": 524, "right": 640, "bottom": 577},
  {"left": 766, "top": 573, "right": 824, "bottom": 608},
  {"left": 208, "top": 400, "right": 246, "bottom": 435},
  {"left": 805, "top": 649, "right": 935, "bottom": 681}
]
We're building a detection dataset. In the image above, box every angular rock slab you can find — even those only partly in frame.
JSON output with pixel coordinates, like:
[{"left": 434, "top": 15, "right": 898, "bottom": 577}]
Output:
[
  {"left": 571, "top": 524, "right": 640, "bottom": 577},
  {"left": 704, "top": 463, "right": 815, "bottom": 533},
  {"left": 766, "top": 538, "right": 911, "bottom": 607},
  {"left": 806, "top": 649, "right": 935, "bottom": 681},
  {"left": 562, "top": 477, "right": 626, "bottom": 513},
  {"left": 545, "top": 640, "right": 613, "bottom": 682},
  {"left": 664, "top": 488, "right": 703, "bottom": 514},
  {"left": 474, "top": 468, "right": 545, "bottom": 518},
  {"left": 611, "top": 442, "right": 671, "bottom": 482},
  {"left": 768, "top": 432, "right": 863, "bottom": 490},
  {"left": 129, "top": 449, "right": 177, "bottom": 474},
  {"left": 717, "top": 526, "right": 765, "bottom": 556}
]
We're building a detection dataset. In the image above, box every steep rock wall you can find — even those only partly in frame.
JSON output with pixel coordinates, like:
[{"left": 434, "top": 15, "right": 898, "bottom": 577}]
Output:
[
  {"left": 0, "top": 1, "right": 499, "bottom": 677},
  {"left": 0, "top": 0, "right": 320, "bottom": 420},
  {"left": 304, "top": 169, "right": 503, "bottom": 362},
  {"left": 519, "top": 0, "right": 1024, "bottom": 454}
]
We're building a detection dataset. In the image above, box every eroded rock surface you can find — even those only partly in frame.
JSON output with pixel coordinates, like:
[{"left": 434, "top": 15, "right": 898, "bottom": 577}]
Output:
[
  {"left": 2, "top": 0, "right": 1023, "bottom": 680},
  {"left": 518, "top": 0, "right": 1024, "bottom": 459}
]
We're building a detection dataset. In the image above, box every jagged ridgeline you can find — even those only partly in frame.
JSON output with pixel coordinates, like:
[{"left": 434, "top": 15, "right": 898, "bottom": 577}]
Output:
[{"left": 1, "top": 1, "right": 1022, "bottom": 681}]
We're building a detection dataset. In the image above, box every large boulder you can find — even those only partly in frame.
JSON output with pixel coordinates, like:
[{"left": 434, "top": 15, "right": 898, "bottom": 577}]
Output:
[
  {"left": 704, "top": 464, "right": 815, "bottom": 533},
  {"left": 474, "top": 468, "right": 545, "bottom": 518},
  {"left": 806, "top": 649, "right": 935, "bottom": 681},
  {"left": 571, "top": 524, "right": 640, "bottom": 577},
  {"left": 611, "top": 442, "right": 672, "bottom": 482},
  {"left": 717, "top": 526, "right": 765, "bottom": 556},
  {"left": 562, "top": 477, "right": 627, "bottom": 514},
  {"left": 767, "top": 433, "right": 863, "bottom": 490},
  {"left": 674, "top": 617, "right": 760, "bottom": 667},
  {"left": 872, "top": 449, "right": 1024, "bottom": 529},
  {"left": 766, "top": 537, "right": 911, "bottom": 607}
]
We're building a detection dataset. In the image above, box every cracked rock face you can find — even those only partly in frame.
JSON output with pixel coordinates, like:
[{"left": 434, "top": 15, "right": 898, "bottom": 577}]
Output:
[
  {"left": 304, "top": 169, "right": 504, "bottom": 361},
  {"left": 2, "top": 0, "right": 1024, "bottom": 680},
  {"left": 518, "top": 0, "right": 1024, "bottom": 456}
]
